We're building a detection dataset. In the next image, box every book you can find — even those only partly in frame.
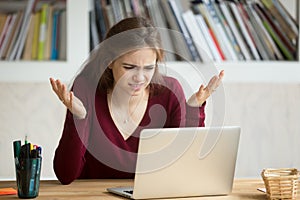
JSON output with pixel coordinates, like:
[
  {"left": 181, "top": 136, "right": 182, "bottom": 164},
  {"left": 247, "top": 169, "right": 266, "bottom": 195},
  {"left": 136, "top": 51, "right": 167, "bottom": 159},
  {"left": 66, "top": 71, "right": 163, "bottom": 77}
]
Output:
[
  {"left": 197, "top": 0, "right": 234, "bottom": 60},
  {"left": 248, "top": 2, "right": 283, "bottom": 60},
  {"left": 110, "top": 0, "right": 124, "bottom": 23},
  {"left": 4, "top": 11, "right": 23, "bottom": 60},
  {"left": 0, "top": 14, "right": 8, "bottom": 35},
  {"left": 212, "top": 0, "right": 244, "bottom": 60},
  {"left": 0, "top": 14, "right": 16, "bottom": 59},
  {"left": 37, "top": 3, "right": 49, "bottom": 60},
  {"left": 159, "top": 0, "right": 193, "bottom": 61},
  {"left": 251, "top": 3, "right": 283, "bottom": 60},
  {"left": 218, "top": 0, "right": 252, "bottom": 60},
  {"left": 131, "top": 0, "right": 142, "bottom": 16},
  {"left": 260, "top": 0, "right": 297, "bottom": 45},
  {"left": 22, "top": 13, "right": 35, "bottom": 60},
  {"left": 191, "top": 1, "right": 225, "bottom": 60},
  {"left": 0, "top": 14, "right": 12, "bottom": 51},
  {"left": 140, "top": 0, "right": 150, "bottom": 18},
  {"left": 167, "top": 0, "right": 201, "bottom": 61},
  {"left": 89, "top": 8, "right": 100, "bottom": 50},
  {"left": 255, "top": 2, "right": 294, "bottom": 60},
  {"left": 44, "top": 4, "right": 54, "bottom": 60},
  {"left": 145, "top": 0, "right": 176, "bottom": 61},
  {"left": 182, "top": 10, "right": 213, "bottom": 62},
  {"left": 206, "top": 0, "right": 241, "bottom": 60},
  {"left": 123, "top": 0, "right": 134, "bottom": 17},
  {"left": 16, "top": 13, "right": 34, "bottom": 60},
  {"left": 229, "top": 1, "right": 260, "bottom": 60},
  {"left": 31, "top": 11, "right": 40, "bottom": 60},
  {"left": 101, "top": 0, "right": 115, "bottom": 29},
  {"left": 195, "top": 14, "right": 223, "bottom": 61},
  {"left": 51, "top": 10, "right": 60, "bottom": 60},
  {"left": 58, "top": 9, "right": 66, "bottom": 60},
  {"left": 272, "top": 0, "right": 298, "bottom": 39},
  {"left": 94, "top": 0, "right": 107, "bottom": 41},
  {"left": 256, "top": 2, "right": 296, "bottom": 55},
  {"left": 241, "top": 2, "right": 273, "bottom": 60},
  {"left": 209, "top": 23, "right": 226, "bottom": 60},
  {"left": 8, "top": 0, "right": 37, "bottom": 60},
  {"left": 2, "top": 11, "right": 23, "bottom": 60}
]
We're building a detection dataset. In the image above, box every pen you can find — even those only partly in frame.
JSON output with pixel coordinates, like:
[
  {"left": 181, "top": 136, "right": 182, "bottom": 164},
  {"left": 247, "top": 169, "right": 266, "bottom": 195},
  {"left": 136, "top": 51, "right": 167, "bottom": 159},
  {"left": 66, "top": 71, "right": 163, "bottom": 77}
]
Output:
[
  {"left": 20, "top": 143, "right": 31, "bottom": 159},
  {"left": 13, "top": 140, "right": 21, "bottom": 169},
  {"left": 30, "top": 149, "right": 38, "bottom": 158},
  {"left": 13, "top": 140, "right": 21, "bottom": 158},
  {"left": 37, "top": 146, "right": 42, "bottom": 157}
]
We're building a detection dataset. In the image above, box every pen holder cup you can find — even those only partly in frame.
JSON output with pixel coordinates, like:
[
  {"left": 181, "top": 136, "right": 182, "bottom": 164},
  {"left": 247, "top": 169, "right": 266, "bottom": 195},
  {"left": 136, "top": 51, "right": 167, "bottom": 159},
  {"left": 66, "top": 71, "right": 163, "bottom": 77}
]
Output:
[
  {"left": 261, "top": 168, "right": 300, "bottom": 200},
  {"left": 15, "top": 157, "right": 42, "bottom": 199}
]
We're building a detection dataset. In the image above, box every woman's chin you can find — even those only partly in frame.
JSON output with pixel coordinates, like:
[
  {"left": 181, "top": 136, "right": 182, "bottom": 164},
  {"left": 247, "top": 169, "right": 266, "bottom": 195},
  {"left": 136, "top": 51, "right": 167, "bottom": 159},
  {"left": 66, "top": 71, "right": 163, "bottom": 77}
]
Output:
[{"left": 130, "top": 88, "right": 145, "bottom": 96}]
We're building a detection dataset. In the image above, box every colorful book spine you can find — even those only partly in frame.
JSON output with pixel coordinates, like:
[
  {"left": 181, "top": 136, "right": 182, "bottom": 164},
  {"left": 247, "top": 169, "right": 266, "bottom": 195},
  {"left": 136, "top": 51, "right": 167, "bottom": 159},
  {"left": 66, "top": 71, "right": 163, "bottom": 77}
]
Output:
[
  {"left": 44, "top": 5, "right": 53, "bottom": 60},
  {"left": 51, "top": 10, "right": 60, "bottom": 60},
  {"left": 182, "top": 10, "right": 213, "bottom": 62},
  {"left": 229, "top": 2, "right": 261, "bottom": 60},
  {"left": 212, "top": 0, "right": 244, "bottom": 60},
  {"left": 31, "top": 11, "right": 40, "bottom": 60},
  {"left": 168, "top": 0, "right": 202, "bottom": 62},
  {"left": 199, "top": 1, "right": 234, "bottom": 60},
  {"left": 261, "top": 0, "right": 297, "bottom": 44},
  {"left": 38, "top": 4, "right": 49, "bottom": 60},
  {"left": 195, "top": 14, "right": 223, "bottom": 61},
  {"left": 0, "top": 14, "right": 15, "bottom": 58},
  {"left": 10, "top": 0, "right": 37, "bottom": 60},
  {"left": 0, "top": 15, "right": 12, "bottom": 51},
  {"left": 219, "top": 1, "right": 252, "bottom": 60}
]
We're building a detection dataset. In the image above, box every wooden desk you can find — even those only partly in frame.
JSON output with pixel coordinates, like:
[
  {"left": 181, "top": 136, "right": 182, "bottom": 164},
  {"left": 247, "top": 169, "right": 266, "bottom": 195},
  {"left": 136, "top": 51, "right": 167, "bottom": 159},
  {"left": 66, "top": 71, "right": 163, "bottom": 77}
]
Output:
[{"left": 0, "top": 179, "right": 293, "bottom": 199}]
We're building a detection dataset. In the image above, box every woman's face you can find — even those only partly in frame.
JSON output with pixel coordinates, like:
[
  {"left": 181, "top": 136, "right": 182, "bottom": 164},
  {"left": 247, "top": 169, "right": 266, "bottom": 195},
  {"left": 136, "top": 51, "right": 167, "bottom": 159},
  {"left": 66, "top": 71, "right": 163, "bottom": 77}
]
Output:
[{"left": 110, "top": 48, "right": 157, "bottom": 96}]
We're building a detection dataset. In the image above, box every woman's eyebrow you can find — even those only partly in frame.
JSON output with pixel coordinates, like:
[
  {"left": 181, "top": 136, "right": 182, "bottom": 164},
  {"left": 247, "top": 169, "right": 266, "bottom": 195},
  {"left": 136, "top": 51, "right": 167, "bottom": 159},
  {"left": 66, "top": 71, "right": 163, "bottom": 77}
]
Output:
[{"left": 122, "top": 62, "right": 156, "bottom": 67}]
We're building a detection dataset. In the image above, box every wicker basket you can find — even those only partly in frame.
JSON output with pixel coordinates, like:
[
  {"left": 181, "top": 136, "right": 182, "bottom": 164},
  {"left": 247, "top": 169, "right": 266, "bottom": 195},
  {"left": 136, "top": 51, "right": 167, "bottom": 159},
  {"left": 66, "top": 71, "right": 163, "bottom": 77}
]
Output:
[{"left": 261, "top": 168, "right": 300, "bottom": 199}]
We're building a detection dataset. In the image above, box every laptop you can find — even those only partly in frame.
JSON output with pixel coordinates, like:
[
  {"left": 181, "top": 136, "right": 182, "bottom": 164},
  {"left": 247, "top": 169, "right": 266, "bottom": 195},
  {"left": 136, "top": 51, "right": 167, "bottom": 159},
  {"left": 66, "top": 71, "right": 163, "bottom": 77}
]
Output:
[{"left": 107, "top": 126, "right": 241, "bottom": 199}]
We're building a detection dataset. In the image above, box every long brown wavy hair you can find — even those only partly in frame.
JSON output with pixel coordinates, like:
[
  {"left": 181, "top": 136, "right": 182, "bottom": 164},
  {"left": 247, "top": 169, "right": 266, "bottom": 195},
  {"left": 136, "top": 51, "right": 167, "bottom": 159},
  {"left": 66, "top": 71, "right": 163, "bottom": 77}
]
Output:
[{"left": 75, "top": 17, "right": 165, "bottom": 94}]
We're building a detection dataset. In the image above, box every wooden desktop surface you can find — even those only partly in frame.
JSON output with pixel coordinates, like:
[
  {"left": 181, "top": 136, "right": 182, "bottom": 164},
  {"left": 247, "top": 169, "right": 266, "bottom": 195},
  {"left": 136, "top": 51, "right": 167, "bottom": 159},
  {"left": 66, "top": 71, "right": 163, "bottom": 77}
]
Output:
[{"left": 0, "top": 179, "right": 293, "bottom": 199}]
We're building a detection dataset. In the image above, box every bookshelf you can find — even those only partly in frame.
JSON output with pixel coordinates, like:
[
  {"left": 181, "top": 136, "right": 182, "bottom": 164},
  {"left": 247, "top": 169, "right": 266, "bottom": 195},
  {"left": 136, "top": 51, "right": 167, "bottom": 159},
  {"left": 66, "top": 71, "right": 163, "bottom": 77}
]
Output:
[
  {"left": 0, "top": 0, "right": 299, "bottom": 83},
  {"left": 0, "top": 0, "right": 89, "bottom": 82}
]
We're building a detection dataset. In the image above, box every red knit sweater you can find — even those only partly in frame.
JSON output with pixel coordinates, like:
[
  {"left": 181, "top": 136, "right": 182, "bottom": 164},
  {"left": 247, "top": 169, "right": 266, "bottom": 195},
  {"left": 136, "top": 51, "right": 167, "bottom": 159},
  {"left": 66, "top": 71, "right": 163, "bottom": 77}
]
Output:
[{"left": 54, "top": 76, "right": 205, "bottom": 184}]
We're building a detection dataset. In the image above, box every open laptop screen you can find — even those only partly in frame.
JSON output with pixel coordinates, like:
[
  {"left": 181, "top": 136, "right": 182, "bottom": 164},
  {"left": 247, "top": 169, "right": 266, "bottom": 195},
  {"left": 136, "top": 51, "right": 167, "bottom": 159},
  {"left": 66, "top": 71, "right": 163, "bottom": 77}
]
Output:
[{"left": 108, "top": 126, "right": 241, "bottom": 199}]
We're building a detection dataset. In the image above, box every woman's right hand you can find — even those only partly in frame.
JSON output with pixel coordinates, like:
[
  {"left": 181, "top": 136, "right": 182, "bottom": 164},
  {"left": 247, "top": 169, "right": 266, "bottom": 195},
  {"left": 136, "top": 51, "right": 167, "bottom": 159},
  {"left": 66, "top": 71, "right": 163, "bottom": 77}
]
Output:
[{"left": 50, "top": 78, "right": 87, "bottom": 119}]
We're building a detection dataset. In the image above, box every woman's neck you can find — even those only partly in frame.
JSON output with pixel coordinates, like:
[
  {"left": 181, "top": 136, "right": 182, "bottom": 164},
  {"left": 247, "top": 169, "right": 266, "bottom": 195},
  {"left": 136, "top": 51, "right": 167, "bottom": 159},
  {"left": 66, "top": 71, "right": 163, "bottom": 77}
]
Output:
[{"left": 108, "top": 87, "right": 148, "bottom": 109}]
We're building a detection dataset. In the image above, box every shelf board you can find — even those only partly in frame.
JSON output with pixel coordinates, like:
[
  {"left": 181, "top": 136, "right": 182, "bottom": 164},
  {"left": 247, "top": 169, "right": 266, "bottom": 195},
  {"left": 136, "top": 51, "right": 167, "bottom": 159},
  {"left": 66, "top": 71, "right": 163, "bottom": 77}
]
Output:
[
  {"left": 0, "top": 61, "right": 80, "bottom": 82},
  {"left": 0, "top": 61, "right": 299, "bottom": 83},
  {"left": 165, "top": 61, "right": 300, "bottom": 83},
  {"left": 217, "top": 61, "right": 300, "bottom": 83}
]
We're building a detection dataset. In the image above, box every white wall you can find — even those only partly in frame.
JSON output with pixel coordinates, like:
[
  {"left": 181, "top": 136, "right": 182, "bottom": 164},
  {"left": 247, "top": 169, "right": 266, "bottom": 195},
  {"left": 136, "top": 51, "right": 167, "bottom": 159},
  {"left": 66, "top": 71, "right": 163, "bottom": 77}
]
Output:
[
  {"left": 223, "top": 83, "right": 300, "bottom": 177},
  {"left": 0, "top": 83, "right": 66, "bottom": 180}
]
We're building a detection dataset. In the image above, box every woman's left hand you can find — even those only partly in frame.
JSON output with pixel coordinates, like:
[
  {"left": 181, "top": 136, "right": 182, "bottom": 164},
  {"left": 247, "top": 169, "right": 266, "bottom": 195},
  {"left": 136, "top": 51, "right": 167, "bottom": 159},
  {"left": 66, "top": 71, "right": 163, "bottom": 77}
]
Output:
[{"left": 187, "top": 70, "right": 224, "bottom": 107}]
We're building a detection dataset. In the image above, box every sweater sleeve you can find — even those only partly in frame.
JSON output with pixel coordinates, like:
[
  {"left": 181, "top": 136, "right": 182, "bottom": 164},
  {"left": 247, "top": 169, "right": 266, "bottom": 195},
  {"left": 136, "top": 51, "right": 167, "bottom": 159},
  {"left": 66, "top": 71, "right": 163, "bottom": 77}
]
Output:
[
  {"left": 53, "top": 77, "right": 92, "bottom": 185},
  {"left": 185, "top": 101, "right": 206, "bottom": 127},
  {"left": 162, "top": 77, "right": 206, "bottom": 128}
]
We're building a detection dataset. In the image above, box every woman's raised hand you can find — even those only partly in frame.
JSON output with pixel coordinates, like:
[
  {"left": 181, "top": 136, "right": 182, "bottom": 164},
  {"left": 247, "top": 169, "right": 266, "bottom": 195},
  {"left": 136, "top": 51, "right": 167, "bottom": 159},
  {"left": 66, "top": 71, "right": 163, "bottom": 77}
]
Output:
[
  {"left": 50, "top": 78, "right": 87, "bottom": 119},
  {"left": 187, "top": 70, "right": 224, "bottom": 107}
]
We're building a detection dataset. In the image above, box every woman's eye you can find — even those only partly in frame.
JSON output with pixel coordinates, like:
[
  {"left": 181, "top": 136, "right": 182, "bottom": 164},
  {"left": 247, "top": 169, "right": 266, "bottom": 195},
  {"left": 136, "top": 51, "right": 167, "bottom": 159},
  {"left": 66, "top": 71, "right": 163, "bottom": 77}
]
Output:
[
  {"left": 144, "top": 66, "right": 155, "bottom": 70},
  {"left": 123, "top": 66, "right": 134, "bottom": 70},
  {"left": 122, "top": 64, "right": 155, "bottom": 70}
]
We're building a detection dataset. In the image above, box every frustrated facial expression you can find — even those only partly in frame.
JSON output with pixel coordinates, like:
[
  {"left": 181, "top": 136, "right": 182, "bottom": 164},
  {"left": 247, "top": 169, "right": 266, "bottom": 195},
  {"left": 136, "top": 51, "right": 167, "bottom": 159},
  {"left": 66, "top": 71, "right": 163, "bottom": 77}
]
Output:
[{"left": 110, "top": 48, "right": 157, "bottom": 96}]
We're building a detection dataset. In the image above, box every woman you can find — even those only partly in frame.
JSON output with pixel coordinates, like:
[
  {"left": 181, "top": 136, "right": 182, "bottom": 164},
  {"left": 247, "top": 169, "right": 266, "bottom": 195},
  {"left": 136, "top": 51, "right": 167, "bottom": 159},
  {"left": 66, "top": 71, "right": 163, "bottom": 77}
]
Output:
[{"left": 50, "top": 17, "right": 224, "bottom": 185}]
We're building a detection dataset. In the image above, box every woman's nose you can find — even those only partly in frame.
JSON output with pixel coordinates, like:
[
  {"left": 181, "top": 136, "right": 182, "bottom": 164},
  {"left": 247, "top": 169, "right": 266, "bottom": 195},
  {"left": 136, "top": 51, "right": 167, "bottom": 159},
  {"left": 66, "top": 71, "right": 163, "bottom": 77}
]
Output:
[{"left": 133, "top": 69, "right": 145, "bottom": 82}]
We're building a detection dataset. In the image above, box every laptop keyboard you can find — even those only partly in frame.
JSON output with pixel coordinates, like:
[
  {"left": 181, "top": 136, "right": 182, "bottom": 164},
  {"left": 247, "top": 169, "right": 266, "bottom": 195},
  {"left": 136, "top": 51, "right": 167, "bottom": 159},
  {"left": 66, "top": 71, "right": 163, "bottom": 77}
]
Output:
[{"left": 124, "top": 190, "right": 133, "bottom": 194}]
